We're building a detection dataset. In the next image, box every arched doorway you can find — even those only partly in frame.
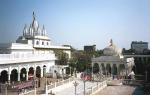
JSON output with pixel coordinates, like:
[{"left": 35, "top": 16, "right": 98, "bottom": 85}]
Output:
[
  {"left": 0, "top": 70, "right": 8, "bottom": 83},
  {"left": 20, "top": 68, "right": 27, "bottom": 81},
  {"left": 93, "top": 63, "right": 99, "bottom": 73},
  {"left": 106, "top": 64, "right": 111, "bottom": 75},
  {"left": 10, "top": 69, "right": 18, "bottom": 82},
  {"left": 36, "top": 66, "right": 41, "bottom": 78},
  {"left": 28, "top": 67, "right": 34, "bottom": 80},
  {"left": 112, "top": 64, "right": 118, "bottom": 75},
  {"left": 101, "top": 63, "right": 106, "bottom": 75}
]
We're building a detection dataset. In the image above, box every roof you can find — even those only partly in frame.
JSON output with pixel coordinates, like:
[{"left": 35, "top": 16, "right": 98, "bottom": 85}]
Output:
[{"left": 92, "top": 56, "right": 123, "bottom": 63}]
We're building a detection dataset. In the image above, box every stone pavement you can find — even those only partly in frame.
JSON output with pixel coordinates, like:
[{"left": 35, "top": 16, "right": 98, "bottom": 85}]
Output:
[{"left": 95, "top": 79, "right": 149, "bottom": 95}]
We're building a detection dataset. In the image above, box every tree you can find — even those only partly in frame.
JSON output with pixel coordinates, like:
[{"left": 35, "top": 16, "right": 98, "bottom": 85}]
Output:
[{"left": 54, "top": 50, "right": 69, "bottom": 65}]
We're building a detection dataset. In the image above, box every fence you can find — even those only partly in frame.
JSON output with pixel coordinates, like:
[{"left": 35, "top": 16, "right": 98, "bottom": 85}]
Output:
[
  {"left": 77, "top": 80, "right": 107, "bottom": 95},
  {"left": 47, "top": 77, "right": 75, "bottom": 90},
  {"left": 19, "top": 77, "right": 75, "bottom": 95}
]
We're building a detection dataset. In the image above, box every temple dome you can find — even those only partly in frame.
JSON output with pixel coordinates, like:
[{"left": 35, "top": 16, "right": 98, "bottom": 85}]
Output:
[{"left": 103, "top": 39, "right": 122, "bottom": 56}]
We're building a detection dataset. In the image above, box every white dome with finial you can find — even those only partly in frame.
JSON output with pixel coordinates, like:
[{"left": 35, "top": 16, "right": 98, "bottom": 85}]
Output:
[
  {"left": 103, "top": 39, "right": 122, "bottom": 56},
  {"left": 22, "top": 11, "right": 50, "bottom": 40}
]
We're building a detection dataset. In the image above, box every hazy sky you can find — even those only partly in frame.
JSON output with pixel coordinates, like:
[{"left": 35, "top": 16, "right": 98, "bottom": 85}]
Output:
[{"left": 0, "top": 0, "right": 150, "bottom": 50}]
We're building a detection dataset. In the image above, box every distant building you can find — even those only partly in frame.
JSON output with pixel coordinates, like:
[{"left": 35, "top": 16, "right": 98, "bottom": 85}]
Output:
[
  {"left": 92, "top": 39, "right": 134, "bottom": 76},
  {"left": 131, "top": 41, "right": 148, "bottom": 54},
  {"left": 84, "top": 45, "right": 96, "bottom": 52}
]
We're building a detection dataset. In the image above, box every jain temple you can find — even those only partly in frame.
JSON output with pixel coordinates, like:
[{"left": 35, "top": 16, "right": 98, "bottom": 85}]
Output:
[{"left": 0, "top": 12, "right": 71, "bottom": 83}]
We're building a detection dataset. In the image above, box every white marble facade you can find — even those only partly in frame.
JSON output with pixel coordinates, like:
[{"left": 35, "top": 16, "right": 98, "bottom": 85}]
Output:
[{"left": 0, "top": 12, "right": 71, "bottom": 83}]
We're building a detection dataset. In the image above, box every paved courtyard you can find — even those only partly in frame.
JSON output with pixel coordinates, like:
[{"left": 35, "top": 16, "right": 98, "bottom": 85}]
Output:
[{"left": 94, "top": 85, "right": 149, "bottom": 95}]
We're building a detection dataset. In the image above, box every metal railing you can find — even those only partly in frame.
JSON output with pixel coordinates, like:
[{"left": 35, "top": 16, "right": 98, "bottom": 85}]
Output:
[
  {"left": 47, "top": 77, "right": 75, "bottom": 90},
  {"left": 77, "top": 80, "right": 107, "bottom": 95}
]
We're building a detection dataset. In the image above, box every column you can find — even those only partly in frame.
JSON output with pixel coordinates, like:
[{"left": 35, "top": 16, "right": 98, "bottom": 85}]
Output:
[
  {"left": 98, "top": 63, "right": 101, "bottom": 74},
  {"left": 8, "top": 73, "right": 10, "bottom": 83},
  {"left": 104, "top": 63, "right": 107, "bottom": 75},
  {"left": 18, "top": 66, "right": 20, "bottom": 81},
  {"left": 18, "top": 71, "right": 20, "bottom": 81},
  {"left": 26, "top": 68, "right": 29, "bottom": 81},
  {"left": 34, "top": 64, "right": 37, "bottom": 78},
  {"left": 8, "top": 67, "right": 11, "bottom": 83},
  {"left": 41, "top": 66, "right": 43, "bottom": 78},
  {"left": 104, "top": 64, "right": 107, "bottom": 76}
]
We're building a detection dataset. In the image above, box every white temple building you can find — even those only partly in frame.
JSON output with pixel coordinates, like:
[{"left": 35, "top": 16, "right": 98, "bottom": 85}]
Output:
[
  {"left": 0, "top": 12, "right": 71, "bottom": 83},
  {"left": 92, "top": 39, "right": 134, "bottom": 76}
]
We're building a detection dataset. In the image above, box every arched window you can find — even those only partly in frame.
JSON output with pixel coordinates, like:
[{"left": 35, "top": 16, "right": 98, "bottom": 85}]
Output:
[
  {"left": 36, "top": 41, "right": 39, "bottom": 45},
  {"left": 42, "top": 42, "right": 44, "bottom": 45}
]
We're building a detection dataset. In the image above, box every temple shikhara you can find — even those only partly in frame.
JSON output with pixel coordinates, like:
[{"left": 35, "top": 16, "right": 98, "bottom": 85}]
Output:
[{"left": 0, "top": 12, "right": 71, "bottom": 83}]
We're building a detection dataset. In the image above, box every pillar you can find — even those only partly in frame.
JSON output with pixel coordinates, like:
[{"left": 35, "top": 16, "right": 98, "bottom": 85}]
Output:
[
  {"left": 26, "top": 69, "right": 29, "bottom": 81},
  {"left": 18, "top": 66, "right": 21, "bottom": 81},
  {"left": 18, "top": 71, "right": 20, "bottom": 81},
  {"left": 41, "top": 66, "right": 43, "bottom": 78},
  {"left": 8, "top": 67, "right": 11, "bottom": 83},
  {"left": 98, "top": 63, "right": 101, "bottom": 74},
  {"left": 34, "top": 64, "right": 37, "bottom": 78},
  {"left": 8, "top": 74, "right": 10, "bottom": 83}
]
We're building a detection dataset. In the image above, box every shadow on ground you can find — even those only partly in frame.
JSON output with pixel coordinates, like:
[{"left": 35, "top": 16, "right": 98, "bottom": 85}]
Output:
[{"left": 132, "top": 87, "right": 150, "bottom": 95}]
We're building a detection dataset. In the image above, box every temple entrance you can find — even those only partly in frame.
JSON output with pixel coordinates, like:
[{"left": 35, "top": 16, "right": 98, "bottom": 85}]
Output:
[
  {"left": 0, "top": 70, "right": 8, "bottom": 83},
  {"left": 28, "top": 67, "right": 34, "bottom": 80},
  {"left": 20, "top": 68, "right": 27, "bottom": 81},
  {"left": 112, "top": 64, "right": 118, "bottom": 75},
  {"left": 106, "top": 64, "right": 111, "bottom": 75},
  {"left": 101, "top": 63, "right": 106, "bottom": 75},
  {"left": 36, "top": 66, "right": 41, "bottom": 78},
  {"left": 10, "top": 69, "right": 18, "bottom": 82},
  {"left": 93, "top": 63, "right": 99, "bottom": 73}
]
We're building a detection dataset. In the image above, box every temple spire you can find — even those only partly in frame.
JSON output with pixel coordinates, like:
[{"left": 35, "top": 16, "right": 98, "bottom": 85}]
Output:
[
  {"left": 33, "top": 11, "right": 36, "bottom": 20},
  {"left": 109, "top": 39, "right": 113, "bottom": 46}
]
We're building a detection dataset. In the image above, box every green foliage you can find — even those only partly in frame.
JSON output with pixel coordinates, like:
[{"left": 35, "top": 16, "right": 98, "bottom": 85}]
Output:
[
  {"left": 70, "top": 49, "right": 103, "bottom": 72},
  {"left": 54, "top": 50, "right": 69, "bottom": 65}
]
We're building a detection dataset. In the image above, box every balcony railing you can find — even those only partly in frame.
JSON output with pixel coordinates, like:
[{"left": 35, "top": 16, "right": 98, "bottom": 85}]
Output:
[{"left": 0, "top": 53, "right": 56, "bottom": 64}]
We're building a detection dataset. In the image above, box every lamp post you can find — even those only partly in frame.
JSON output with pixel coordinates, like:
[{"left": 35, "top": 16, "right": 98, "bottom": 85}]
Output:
[
  {"left": 73, "top": 81, "right": 79, "bottom": 95},
  {"left": 83, "top": 80, "right": 86, "bottom": 95},
  {"left": 74, "top": 60, "right": 78, "bottom": 78}
]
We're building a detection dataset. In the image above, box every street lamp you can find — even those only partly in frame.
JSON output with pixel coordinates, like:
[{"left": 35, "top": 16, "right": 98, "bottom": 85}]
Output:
[
  {"left": 83, "top": 79, "right": 86, "bottom": 95},
  {"left": 73, "top": 81, "right": 79, "bottom": 95},
  {"left": 74, "top": 61, "right": 78, "bottom": 78}
]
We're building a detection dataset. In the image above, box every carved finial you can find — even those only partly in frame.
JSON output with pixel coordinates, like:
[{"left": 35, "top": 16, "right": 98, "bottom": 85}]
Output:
[
  {"left": 33, "top": 11, "right": 36, "bottom": 20},
  {"left": 23, "top": 24, "right": 27, "bottom": 36}
]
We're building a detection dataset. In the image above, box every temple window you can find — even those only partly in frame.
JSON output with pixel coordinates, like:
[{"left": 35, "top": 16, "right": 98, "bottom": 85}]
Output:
[
  {"left": 42, "top": 42, "right": 44, "bottom": 45},
  {"left": 36, "top": 41, "right": 39, "bottom": 45}
]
